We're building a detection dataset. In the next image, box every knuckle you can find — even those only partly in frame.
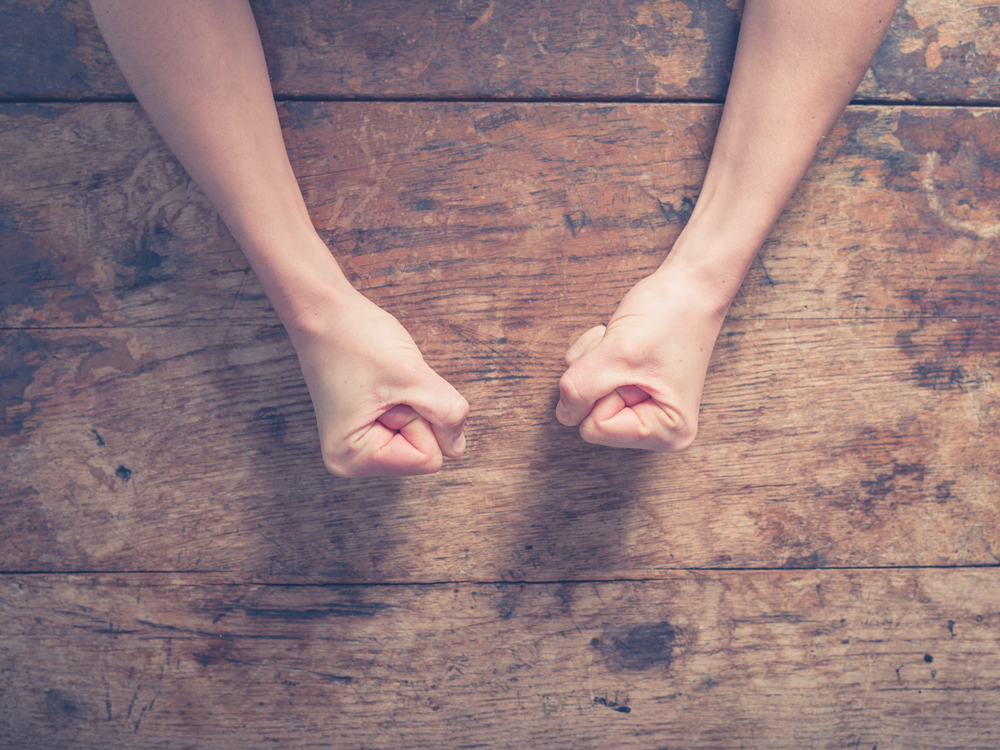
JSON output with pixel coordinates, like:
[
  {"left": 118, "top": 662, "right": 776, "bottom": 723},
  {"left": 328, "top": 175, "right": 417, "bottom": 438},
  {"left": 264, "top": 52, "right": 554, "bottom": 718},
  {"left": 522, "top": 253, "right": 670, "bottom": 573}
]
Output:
[
  {"left": 578, "top": 422, "right": 605, "bottom": 447},
  {"left": 612, "top": 339, "right": 647, "bottom": 369},
  {"left": 654, "top": 419, "right": 698, "bottom": 452},
  {"left": 323, "top": 454, "right": 359, "bottom": 478},
  {"left": 322, "top": 442, "right": 367, "bottom": 479},
  {"left": 664, "top": 424, "right": 698, "bottom": 452},
  {"left": 420, "top": 453, "right": 444, "bottom": 474},
  {"left": 393, "top": 358, "right": 426, "bottom": 382},
  {"left": 440, "top": 393, "right": 470, "bottom": 426},
  {"left": 558, "top": 367, "right": 586, "bottom": 404}
]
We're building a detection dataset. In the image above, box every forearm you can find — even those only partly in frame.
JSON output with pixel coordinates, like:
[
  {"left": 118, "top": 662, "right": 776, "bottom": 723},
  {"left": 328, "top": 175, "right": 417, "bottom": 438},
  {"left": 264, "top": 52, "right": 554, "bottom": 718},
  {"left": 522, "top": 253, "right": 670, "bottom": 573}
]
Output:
[
  {"left": 89, "top": 0, "right": 350, "bottom": 326},
  {"left": 666, "top": 0, "right": 899, "bottom": 305}
]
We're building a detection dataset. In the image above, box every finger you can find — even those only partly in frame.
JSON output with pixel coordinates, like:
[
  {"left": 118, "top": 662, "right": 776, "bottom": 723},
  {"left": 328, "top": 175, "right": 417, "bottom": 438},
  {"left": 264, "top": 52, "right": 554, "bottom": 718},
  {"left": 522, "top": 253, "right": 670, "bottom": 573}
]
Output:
[
  {"left": 564, "top": 325, "right": 606, "bottom": 367},
  {"left": 369, "top": 432, "right": 444, "bottom": 475},
  {"left": 617, "top": 384, "right": 652, "bottom": 408},
  {"left": 395, "top": 408, "right": 446, "bottom": 461},
  {"left": 402, "top": 373, "right": 470, "bottom": 459},
  {"left": 328, "top": 418, "right": 442, "bottom": 478},
  {"left": 377, "top": 404, "right": 444, "bottom": 463},
  {"left": 556, "top": 348, "right": 630, "bottom": 427},
  {"left": 345, "top": 408, "right": 442, "bottom": 477},
  {"left": 376, "top": 403, "right": 424, "bottom": 431},
  {"left": 379, "top": 422, "right": 444, "bottom": 474},
  {"left": 580, "top": 397, "right": 694, "bottom": 452},
  {"left": 586, "top": 385, "right": 651, "bottom": 425}
]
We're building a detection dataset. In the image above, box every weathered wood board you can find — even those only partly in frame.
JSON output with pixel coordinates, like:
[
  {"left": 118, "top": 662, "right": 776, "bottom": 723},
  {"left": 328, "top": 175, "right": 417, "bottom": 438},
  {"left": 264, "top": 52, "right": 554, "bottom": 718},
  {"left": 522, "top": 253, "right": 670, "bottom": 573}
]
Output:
[
  {"left": 2, "top": 571, "right": 999, "bottom": 749},
  {"left": 3, "top": 316, "right": 997, "bottom": 579},
  {"left": 3, "top": 103, "right": 999, "bottom": 330},
  {"left": 3, "top": 100, "right": 999, "bottom": 580},
  {"left": 4, "top": 0, "right": 999, "bottom": 746},
  {"left": 2, "top": 0, "right": 999, "bottom": 104}
]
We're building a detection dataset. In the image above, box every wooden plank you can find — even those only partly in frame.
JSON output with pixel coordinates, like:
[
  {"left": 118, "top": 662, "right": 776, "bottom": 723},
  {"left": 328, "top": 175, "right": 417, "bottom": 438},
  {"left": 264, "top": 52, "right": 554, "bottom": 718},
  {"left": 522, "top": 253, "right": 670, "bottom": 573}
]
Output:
[
  {"left": 2, "top": 0, "right": 1000, "bottom": 103},
  {"left": 2, "top": 571, "right": 999, "bottom": 748},
  {"left": 3, "top": 103, "right": 999, "bottom": 330},
  {"left": 3, "top": 316, "right": 998, "bottom": 579}
]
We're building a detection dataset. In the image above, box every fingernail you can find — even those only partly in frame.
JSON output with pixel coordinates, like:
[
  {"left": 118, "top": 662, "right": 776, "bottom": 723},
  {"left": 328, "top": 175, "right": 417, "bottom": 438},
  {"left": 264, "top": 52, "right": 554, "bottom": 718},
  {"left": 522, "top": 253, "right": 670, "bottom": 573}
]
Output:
[
  {"left": 556, "top": 401, "right": 571, "bottom": 423},
  {"left": 452, "top": 432, "right": 466, "bottom": 454}
]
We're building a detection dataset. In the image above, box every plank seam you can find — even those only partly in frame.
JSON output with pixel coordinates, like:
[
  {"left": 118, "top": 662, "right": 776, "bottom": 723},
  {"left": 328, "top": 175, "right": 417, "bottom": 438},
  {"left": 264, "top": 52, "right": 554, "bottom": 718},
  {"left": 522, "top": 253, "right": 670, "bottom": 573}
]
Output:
[
  {"left": 4, "top": 95, "right": 1000, "bottom": 108},
  {"left": 2, "top": 563, "right": 998, "bottom": 584},
  {"left": 4, "top": 315, "right": 999, "bottom": 333}
]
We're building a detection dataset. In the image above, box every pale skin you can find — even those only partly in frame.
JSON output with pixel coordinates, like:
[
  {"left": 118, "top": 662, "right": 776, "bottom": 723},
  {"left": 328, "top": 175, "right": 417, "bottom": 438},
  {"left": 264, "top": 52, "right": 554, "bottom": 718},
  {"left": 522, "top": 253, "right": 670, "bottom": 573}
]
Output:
[
  {"left": 556, "top": 0, "right": 899, "bottom": 449},
  {"left": 90, "top": 0, "right": 898, "bottom": 476}
]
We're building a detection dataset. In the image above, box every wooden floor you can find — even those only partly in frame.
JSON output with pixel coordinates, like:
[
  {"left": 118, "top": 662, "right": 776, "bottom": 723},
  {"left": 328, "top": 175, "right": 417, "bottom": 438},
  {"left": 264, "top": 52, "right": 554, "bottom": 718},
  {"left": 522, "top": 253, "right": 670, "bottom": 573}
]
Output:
[{"left": 2, "top": 1, "right": 1000, "bottom": 747}]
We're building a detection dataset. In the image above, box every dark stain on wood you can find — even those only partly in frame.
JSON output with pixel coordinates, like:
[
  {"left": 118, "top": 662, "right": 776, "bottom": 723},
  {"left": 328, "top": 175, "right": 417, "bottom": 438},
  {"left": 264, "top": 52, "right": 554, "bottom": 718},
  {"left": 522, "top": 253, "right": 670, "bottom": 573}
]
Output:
[
  {"left": 830, "top": 425, "right": 939, "bottom": 534},
  {"left": 117, "top": 228, "right": 171, "bottom": 291},
  {"left": 360, "top": 30, "right": 407, "bottom": 60},
  {"left": 44, "top": 688, "right": 86, "bottom": 723},
  {"left": 58, "top": 286, "right": 101, "bottom": 323},
  {"left": 896, "top": 320, "right": 996, "bottom": 392},
  {"left": 593, "top": 695, "right": 631, "bottom": 714},
  {"left": 243, "top": 603, "right": 389, "bottom": 620},
  {"left": 868, "top": 1, "right": 1000, "bottom": 103},
  {"left": 598, "top": 621, "right": 677, "bottom": 672},
  {"left": 564, "top": 210, "right": 587, "bottom": 237},
  {"left": 250, "top": 407, "right": 288, "bottom": 447},
  {"left": 657, "top": 196, "right": 695, "bottom": 225},
  {"left": 490, "top": 582, "right": 525, "bottom": 620},
  {"left": 0, "top": 331, "right": 44, "bottom": 437},
  {"left": 1, "top": 221, "right": 54, "bottom": 314},
  {"left": 0, "top": 4, "right": 92, "bottom": 99},
  {"left": 783, "top": 550, "right": 825, "bottom": 570},
  {"left": 192, "top": 637, "right": 236, "bottom": 667}
]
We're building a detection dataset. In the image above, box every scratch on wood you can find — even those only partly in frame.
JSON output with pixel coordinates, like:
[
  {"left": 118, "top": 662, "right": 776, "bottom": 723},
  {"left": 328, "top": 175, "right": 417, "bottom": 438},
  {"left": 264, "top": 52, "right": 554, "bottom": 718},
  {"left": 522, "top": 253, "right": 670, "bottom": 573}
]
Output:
[
  {"left": 134, "top": 699, "right": 154, "bottom": 733},
  {"left": 126, "top": 687, "right": 139, "bottom": 719},
  {"left": 243, "top": 603, "right": 387, "bottom": 619},
  {"left": 474, "top": 107, "right": 520, "bottom": 133},
  {"left": 468, "top": 0, "right": 495, "bottom": 35},
  {"left": 136, "top": 619, "right": 293, "bottom": 640}
]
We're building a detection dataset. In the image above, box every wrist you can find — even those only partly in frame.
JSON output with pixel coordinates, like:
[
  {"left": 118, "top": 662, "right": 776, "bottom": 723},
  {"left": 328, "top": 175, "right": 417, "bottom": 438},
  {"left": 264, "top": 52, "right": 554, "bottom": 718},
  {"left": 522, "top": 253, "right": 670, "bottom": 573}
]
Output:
[
  {"left": 655, "top": 209, "right": 765, "bottom": 314},
  {"left": 239, "top": 228, "right": 359, "bottom": 337}
]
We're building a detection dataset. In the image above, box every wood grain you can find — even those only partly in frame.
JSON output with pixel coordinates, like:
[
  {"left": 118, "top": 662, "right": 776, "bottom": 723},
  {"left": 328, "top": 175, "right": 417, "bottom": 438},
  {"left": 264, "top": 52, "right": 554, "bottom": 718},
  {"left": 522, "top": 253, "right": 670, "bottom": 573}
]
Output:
[
  {"left": 3, "top": 103, "right": 999, "bottom": 330},
  {"left": 2, "top": 571, "right": 999, "bottom": 748},
  {"left": 3, "top": 316, "right": 997, "bottom": 580},
  {"left": 2, "top": 0, "right": 999, "bottom": 103},
  {"left": 3, "top": 101, "right": 999, "bottom": 581},
  {"left": 4, "top": 1, "right": 999, "bottom": 746}
]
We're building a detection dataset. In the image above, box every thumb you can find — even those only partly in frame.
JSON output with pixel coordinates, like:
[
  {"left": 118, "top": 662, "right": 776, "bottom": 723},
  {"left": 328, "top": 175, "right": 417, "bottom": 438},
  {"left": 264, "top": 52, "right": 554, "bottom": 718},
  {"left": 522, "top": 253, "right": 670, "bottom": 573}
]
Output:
[
  {"left": 556, "top": 343, "right": 628, "bottom": 427},
  {"left": 564, "top": 325, "right": 606, "bottom": 366},
  {"left": 400, "top": 370, "right": 470, "bottom": 459}
]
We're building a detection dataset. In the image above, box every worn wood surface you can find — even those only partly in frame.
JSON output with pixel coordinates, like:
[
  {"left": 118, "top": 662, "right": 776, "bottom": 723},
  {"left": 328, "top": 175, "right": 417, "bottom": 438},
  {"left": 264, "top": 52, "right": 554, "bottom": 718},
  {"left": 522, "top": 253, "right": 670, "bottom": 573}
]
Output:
[
  {"left": 3, "top": 102, "right": 999, "bottom": 330},
  {"left": 2, "top": 0, "right": 1000, "bottom": 103},
  {"left": 3, "top": 1, "right": 1000, "bottom": 747},
  {"left": 2, "top": 317, "right": 999, "bottom": 580},
  {"left": 2, "top": 101, "right": 999, "bottom": 581},
  {"left": 3, "top": 571, "right": 1000, "bottom": 749}
]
